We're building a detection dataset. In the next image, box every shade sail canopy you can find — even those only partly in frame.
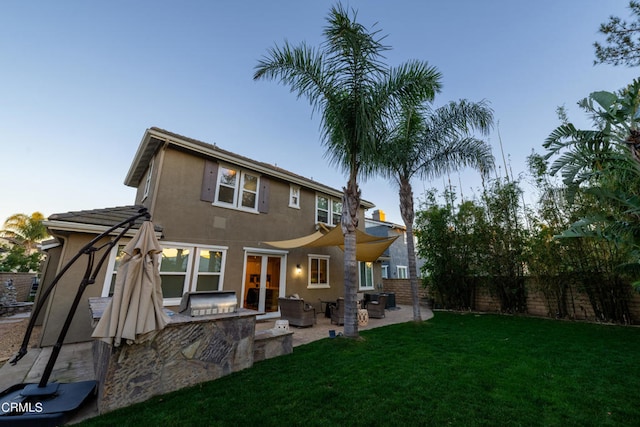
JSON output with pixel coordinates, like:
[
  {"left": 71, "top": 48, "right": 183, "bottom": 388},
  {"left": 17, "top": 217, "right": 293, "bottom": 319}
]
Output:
[
  {"left": 342, "top": 237, "right": 398, "bottom": 262},
  {"left": 92, "top": 221, "right": 170, "bottom": 346},
  {"left": 264, "top": 225, "right": 398, "bottom": 262},
  {"left": 264, "top": 230, "right": 325, "bottom": 249}
]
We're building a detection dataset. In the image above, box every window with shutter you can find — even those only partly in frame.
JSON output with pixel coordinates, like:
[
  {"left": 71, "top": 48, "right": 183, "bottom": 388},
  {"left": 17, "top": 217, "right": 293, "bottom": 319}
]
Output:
[{"left": 207, "top": 163, "right": 263, "bottom": 213}]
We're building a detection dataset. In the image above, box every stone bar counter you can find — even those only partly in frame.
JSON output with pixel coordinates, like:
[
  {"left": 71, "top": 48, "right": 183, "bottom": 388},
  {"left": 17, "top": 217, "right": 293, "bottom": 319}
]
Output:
[{"left": 89, "top": 297, "right": 259, "bottom": 414}]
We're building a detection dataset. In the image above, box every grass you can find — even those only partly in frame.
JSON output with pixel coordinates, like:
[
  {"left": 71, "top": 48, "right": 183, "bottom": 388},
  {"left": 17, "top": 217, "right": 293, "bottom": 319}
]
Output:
[{"left": 79, "top": 312, "right": 640, "bottom": 426}]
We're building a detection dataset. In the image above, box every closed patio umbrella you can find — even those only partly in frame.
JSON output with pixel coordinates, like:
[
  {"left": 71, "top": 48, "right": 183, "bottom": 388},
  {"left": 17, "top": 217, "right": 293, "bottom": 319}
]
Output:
[{"left": 92, "top": 221, "right": 170, "bottom": 346}]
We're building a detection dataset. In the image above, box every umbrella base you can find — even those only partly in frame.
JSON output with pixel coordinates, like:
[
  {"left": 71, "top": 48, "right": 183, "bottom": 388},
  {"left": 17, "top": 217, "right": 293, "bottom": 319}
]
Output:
[{"left": 0, "top": 380, "right": 97, "bottom": 427}]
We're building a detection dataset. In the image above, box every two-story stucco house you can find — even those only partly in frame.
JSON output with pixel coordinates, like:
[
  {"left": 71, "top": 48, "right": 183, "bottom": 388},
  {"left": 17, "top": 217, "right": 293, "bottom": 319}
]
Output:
[{"left": 35, "top": 127, "right": 385, "bottom": 345}]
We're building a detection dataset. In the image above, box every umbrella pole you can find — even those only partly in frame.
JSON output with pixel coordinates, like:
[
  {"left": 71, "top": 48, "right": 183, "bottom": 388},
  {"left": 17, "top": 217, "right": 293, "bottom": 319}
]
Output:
[{"left": 9, "top": 208, "right": 151, "bottom": 380}]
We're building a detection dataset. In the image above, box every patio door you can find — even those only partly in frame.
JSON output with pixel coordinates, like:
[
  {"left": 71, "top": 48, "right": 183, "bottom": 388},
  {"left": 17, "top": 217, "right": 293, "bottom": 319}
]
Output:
[{"left": 243, "top": 252, "right": 285, "bottom": 317}]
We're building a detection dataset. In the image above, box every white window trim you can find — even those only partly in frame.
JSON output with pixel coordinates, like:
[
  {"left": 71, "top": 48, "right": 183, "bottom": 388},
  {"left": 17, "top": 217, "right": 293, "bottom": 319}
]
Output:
[
  {"left": 214, "top": 164, "right": 261, "bottom": 213},
  {"left": 381, "top": 264, "right": 389, "bottom": 279},
  {"left": 194, "top": 246, "right": 227, "bottom": 292},
  {"left": 308, "top": 254, "right": 330, "bottom": 289},
  {"left": 315, "top": 194, "right": 342, "bottom": 226},
  {"left": 102, "top": 241, "right": 228, "bottom": 306},
  {"left": 332, "top": 199, "right": 342, "bottom": 225},
  {"left": 358, "top": 261, "right": 374, "bottom": 291},
  {"left": 242, "top": 248, "right": 288, "bottom": 319},
  {"left": 289, "top": 184, "right": 300, "bottom": 209},
  {"left": 316, "top": 195, "right": 329, "bottom": 224},
  {"left": 397, "top": 265, "right": 408, "bottom": 279},
  {"left": 159, "top": 242, "right": 196, "bottom": 306},
  {"left": 102, "top": 243, "right": 127, "bottom": 297}
]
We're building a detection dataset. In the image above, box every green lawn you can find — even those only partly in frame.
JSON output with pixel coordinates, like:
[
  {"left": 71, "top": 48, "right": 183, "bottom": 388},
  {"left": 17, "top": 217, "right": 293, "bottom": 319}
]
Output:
[{"left": 79, "top": 312, "right": 640, "bottom": 426}]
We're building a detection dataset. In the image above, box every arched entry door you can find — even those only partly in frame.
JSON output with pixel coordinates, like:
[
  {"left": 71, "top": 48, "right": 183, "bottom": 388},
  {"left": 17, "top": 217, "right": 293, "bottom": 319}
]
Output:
[{"left": 242, "top": 250, "right": 286, "bottom": 318}]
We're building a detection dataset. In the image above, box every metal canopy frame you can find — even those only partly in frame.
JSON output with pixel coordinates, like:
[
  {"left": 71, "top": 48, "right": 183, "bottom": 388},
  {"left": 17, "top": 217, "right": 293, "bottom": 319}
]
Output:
[{"left": 0, "top": 207, "right": 151, "bottom": 425}]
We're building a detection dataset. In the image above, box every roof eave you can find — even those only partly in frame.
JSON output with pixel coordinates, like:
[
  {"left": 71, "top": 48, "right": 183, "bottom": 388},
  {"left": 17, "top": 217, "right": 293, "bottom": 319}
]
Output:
[
  {"left": 124, "top": 129, "right": 165, "bottom": 187},
  {"left": 126, "top": 128, "right": 376, "bottom": 208},
  {"left": 43, "top": 220, "right": 162, "bottom": 239}
]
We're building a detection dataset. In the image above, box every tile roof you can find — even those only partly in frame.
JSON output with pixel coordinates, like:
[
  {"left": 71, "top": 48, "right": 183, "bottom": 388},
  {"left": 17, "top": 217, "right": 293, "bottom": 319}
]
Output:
[{"left": 46, "top": 205, "right": 162, "bottom": 232}]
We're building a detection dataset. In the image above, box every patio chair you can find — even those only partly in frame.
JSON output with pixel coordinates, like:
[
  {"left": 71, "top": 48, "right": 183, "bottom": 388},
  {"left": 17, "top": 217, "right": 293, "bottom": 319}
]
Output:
[
  {"left": 356, "top": 292, "right": 364, "bottom": 309},
  {"left": 366, "top": 294, "right": 387, "bottom": 319},
  {"left": 278, "top": 297, "right": 316, "bottom": 327},
  {"left": 330, "top": 297, "right": 345, "bottom": 325}
]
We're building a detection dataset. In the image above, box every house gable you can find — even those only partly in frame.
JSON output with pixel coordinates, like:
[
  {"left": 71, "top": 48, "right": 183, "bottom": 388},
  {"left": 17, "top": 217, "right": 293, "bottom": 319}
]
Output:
[{"left": 126, "top": 127, "right": 374, "bottom": 209}]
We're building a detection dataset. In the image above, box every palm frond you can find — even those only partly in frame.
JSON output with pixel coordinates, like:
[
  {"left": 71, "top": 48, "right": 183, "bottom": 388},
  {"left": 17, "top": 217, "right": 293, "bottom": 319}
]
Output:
[
  {"left": 253, "top": 41, "right": 331, "bottom": 115},
  {"left": 322, "top": 3, "right": 388, "bottom": 88},
  {"left": 543, "top": 124, "right": 608, "bottom": 156},
  {"left": 416, "top": 136, "right": 495, "bottom": 180},
  {"left": 426, "top": 99, "right": 494, "bottom": 137}
]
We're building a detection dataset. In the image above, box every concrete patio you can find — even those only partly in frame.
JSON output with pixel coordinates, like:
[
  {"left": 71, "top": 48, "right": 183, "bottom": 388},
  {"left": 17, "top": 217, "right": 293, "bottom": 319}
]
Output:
[
  {"left": 256, "top": 303, "right": 433, "bottom": 346},
  {"left": 0, "top": 304, "right": 432, "bottom": 424}
]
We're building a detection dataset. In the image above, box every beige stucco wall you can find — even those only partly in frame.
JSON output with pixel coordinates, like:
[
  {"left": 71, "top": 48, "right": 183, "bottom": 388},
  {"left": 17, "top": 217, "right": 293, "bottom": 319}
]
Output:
[
  {"left": 144, "top": 148, "right": 351, "bottom": 305},
  {"left": 38, "top": 233, "right": 115, "bottom": 346},
  {"left": 32, "top": 245, "right": 62, "bottom": 327},
  {"left": 38, "top": 145, "right": 372, "bottom": 345}
]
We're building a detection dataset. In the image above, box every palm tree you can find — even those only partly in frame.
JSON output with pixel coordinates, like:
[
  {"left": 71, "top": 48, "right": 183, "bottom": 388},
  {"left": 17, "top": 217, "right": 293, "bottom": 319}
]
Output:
[
  {"left": 544, "top": 79, "right": 640, "bottom": 289},
  {"left": 1, "top": 212, "right": 48, "bottom": 253},
  {"left": 545, "top": 79, "right": 640, "bottom": 179},
  {"left": 378, "top": 100, "right": 494, "bottom": 321},
  {"left": 254, "top": 4, "right": 441, "bottom": 337}
]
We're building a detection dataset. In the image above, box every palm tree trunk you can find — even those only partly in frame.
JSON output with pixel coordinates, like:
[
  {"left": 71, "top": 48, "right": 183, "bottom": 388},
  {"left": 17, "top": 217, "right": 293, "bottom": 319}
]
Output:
[
  {"left": 342, "top": 176, "right": 360, "bottom": 338},
  {"left": 399, "top": 178, "right": 422, "bottom": 321}
]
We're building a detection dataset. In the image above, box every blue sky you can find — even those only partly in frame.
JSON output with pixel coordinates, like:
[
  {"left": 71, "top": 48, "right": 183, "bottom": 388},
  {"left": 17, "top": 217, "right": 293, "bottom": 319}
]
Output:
[{"left": 1, "top": 1, "right": 638, "bottom": 226}]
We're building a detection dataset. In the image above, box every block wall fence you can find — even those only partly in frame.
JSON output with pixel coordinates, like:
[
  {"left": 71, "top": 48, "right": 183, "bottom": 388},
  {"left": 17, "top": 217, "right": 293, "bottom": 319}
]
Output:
[
  {"left": 383, "top": 278, "right": 640, "bottom": 323},
  {"left": 0, "top": 272, "right": 36, "bottom": 302}
]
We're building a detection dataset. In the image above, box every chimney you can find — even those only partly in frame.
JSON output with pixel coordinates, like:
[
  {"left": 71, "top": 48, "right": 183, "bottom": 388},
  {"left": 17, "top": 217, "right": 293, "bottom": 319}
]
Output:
[{"left": 372, "top": 209, "right": 386, "bottom": 222}]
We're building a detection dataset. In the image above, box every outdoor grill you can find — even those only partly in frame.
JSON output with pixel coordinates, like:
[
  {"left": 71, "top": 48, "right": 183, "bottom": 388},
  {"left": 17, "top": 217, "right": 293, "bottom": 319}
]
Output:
[{"left": 178, "top": 291, "right": 238, "bottom": 316}]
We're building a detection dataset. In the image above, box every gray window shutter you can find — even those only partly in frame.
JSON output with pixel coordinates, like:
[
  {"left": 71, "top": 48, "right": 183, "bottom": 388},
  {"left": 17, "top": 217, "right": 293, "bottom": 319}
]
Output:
[
  {"left": 258, "top": 177, "right": 270, "bottom": 213},
  {"left": 201, "top": 160, "right": 218, "bottom": 202}
]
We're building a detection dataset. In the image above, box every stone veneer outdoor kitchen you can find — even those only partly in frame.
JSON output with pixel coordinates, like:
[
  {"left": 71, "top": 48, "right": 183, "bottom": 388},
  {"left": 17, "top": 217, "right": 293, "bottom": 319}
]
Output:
[{"left": 90, "top": 298, "right": 292, "bottom": 414}]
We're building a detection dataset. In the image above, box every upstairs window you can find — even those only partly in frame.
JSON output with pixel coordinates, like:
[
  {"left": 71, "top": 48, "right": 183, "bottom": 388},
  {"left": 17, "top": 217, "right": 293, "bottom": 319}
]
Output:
[
  {"left": 316, "top": 195, "right": 342, "bottom": 226},
  {"left": 332, "top": 199, "right": 343, "bottom": 225},
  {"left": 289, "top": 185, "right": 300, "bottom": 209},
  {"left": 215, "top": 166, "right": 260, "bottom": 211}
]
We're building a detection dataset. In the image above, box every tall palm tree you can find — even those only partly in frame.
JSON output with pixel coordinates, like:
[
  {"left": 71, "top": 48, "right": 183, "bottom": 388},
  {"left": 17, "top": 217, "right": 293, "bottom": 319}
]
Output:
[
  {"left": 378, "top": 100, "right": 494, "bottom": 321},
  {"left": 545, "top": 79, "right": 640, "bottom": 180},
  {"left": 254, "top": 4, "right": 441, "bottom": 337},
  {"left": 1, "top": 212, "right": 48, "bottom": 253}
]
